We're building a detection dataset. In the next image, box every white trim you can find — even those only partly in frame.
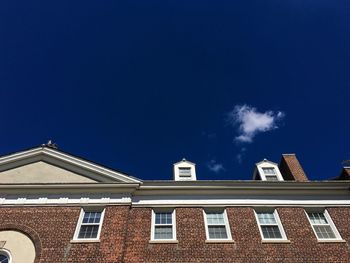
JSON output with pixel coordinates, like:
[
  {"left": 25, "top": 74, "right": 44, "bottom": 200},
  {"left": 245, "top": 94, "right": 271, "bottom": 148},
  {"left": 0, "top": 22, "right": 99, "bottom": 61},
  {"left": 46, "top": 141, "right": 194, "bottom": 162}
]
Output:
[
  {"left": 305, "top": 209, "right": 343, "bottom": 241},
  {"left": 203, "top": 209, "right": 233, "bottom": 241},
  {"left": 72, "top": 208, "right": 105, "bottom": 241},
  {"left": 254, "top": 209, "right": 288, "bottom": 241},
  {"left": 0, "top": 193, "right": 132, "bottom": 206},
  {"left": 173, "top": 159, "right": 197, "bottom": 181},
  {"left": 255, "top": 161, "right": 284, "bottom": 181},
  {"left": 0, "top": 248, "right": 12, "bottom": 263},
  {"left": 132, "top": 195, "right": 350, "bottom": 207},
  {"left": 0, "top": 147, "right": 141, "bottom": 183},
  {"left": 150, "top": 209, "right": 177, "bottom": 241}
]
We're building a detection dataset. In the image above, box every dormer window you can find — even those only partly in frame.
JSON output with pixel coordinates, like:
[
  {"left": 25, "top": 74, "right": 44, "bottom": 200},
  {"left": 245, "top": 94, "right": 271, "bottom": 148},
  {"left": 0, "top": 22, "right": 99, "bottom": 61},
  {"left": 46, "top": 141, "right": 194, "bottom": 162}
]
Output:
[
  {"left": 262, "top": 167, "right": 278, "bottom": 181},
  {"left": 179, "top": 167, "right": 191, "bottom": 178},
  {"left": 173, "top": 158, "right": 197, "bottom": 181},
  {"left": 253, "top": 159, "right": 284, "bottom": 181}
]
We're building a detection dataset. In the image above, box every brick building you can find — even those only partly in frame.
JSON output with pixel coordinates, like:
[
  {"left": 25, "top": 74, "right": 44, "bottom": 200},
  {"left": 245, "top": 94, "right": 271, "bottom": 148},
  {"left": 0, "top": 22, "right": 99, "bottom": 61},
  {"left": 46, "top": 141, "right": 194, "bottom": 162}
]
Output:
[{"left": 0, "top": 144, "right": 349, "bottom": 263}]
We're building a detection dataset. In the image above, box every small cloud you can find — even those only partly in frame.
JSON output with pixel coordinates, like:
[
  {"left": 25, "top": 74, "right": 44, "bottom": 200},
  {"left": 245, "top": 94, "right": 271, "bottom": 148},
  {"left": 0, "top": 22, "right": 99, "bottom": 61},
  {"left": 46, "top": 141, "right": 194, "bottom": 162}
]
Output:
[
  {"left": 202, "top": 131, "right": 217, "bottom": 139},
  {"left": 227, "top": 104, "right": 285, "bottom": 143},
  {"left": 207, "top": 159, "right": 225, "bottom": 173},
  {"left": 236, "top": 147, "right": 246, "bottom": 164}
]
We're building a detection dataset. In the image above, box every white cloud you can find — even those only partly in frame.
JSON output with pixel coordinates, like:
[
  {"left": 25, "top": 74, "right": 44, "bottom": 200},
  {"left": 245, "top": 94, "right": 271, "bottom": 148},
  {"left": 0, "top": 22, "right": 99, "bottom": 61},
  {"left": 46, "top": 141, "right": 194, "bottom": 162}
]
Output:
[
  {"left": 236, "top": 147, "right": 246, "bottom": 164},
  {"left": 207, "top": 160, "right": 225, "bottom": 173},
  {"left": 228, "top": 104, "right": 285, "bottom": 143}
]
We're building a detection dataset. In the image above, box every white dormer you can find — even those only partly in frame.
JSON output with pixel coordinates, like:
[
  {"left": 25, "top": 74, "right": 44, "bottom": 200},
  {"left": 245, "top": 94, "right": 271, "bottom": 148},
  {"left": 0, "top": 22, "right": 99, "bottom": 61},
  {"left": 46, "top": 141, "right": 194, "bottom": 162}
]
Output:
[
  {"left": 173, "top": 158, "right": 197, "bottom": 181},
  {"left": 253, "top": 159, "right": 284, "bottom": 181}
]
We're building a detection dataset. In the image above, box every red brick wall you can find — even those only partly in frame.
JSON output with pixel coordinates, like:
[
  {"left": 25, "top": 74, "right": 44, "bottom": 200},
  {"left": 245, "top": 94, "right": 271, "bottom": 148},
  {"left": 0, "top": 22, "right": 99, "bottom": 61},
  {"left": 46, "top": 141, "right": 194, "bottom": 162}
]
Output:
[
  {"left": 123, "top": 207, "right": 350, "bottom": 263},
  {"left": 0, "top": 205, "right": 130, "bottom": 263},
  {"left": 0, "top": 206, "right": 349, "bottom": 263}
]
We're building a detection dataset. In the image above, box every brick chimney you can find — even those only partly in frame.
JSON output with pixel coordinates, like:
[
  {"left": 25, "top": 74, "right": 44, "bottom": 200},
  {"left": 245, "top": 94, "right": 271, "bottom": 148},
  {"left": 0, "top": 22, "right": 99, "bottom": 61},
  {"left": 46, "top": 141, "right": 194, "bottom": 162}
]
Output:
[
  {"left": 278, "top": 154, "right": 308, "bottom": 181},
  {"left": 335, "top": 167, "right": 350, "bottom": 180}
]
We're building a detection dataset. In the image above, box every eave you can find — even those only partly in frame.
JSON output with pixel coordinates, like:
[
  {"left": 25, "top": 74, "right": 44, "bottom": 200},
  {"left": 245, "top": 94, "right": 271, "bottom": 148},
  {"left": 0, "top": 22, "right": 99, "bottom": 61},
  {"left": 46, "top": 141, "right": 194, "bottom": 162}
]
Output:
[
  {"left": 0, "top": 183, "right": 140, "bottom": 194},
  {"left": 136, "top": 181, "right": 350, "bottom": 196}
]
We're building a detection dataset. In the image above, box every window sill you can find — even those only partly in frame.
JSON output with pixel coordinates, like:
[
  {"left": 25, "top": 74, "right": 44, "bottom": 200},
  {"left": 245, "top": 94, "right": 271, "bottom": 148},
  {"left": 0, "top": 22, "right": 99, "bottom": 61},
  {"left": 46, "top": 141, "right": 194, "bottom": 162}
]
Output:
[
  {"left": 317, "top": 239, "right": 346, "bottom": 243},
  {"left": 261, "top": 239, "right": 291, "bottom": 244},
  {"left": 205, "top": 240, "right": 235, "bottom": 244},
  {"left": 149, "top": 240, "right": 179, "bottom": 244},
  {"left": 70, "top": 239, "right": 101, "bottom": 243}
]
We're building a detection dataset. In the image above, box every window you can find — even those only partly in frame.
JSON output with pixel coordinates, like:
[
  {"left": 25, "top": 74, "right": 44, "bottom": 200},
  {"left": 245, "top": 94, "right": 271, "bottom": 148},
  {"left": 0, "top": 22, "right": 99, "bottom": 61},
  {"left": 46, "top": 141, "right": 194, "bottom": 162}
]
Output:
[
  {"left": 262, "top": 167, "right": 278, "bottom": 181},
  {"left": 151, "top": 210, "right": 176, "bottom": 241},
  {"left": 0, "top": 249, "right": 11, "bottom": 263},
  {"left": 73, "top": 208, "right": 105, "bottom": 241},
  {"left": 179, "top": 167, "right": 191, "bottom": 177},
  {"left": 255, "top": 209, "right": 287, "bottom": 240},
  {"left": 204, "top": 209, "right": 232, "bottom": 240},
  {"left": 306, "top": 210, "right": 342, "bottom": 241}
]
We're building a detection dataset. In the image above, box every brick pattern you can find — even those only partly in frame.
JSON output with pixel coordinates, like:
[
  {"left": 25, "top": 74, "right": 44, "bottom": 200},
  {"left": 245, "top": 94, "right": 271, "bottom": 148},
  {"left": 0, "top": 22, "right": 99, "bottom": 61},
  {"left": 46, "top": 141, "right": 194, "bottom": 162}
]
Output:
[
  {"left": 0, "top": 206, "right": 349, "bottom": 262},
  {"left": 123, "top": 207, "right": 350, "bottom": 263},
  {"left": 279, "top": 154, "right": 308, "bottom": 181},
  {"left": 0, "top": 206, "right": 130, "bottom": 263}
]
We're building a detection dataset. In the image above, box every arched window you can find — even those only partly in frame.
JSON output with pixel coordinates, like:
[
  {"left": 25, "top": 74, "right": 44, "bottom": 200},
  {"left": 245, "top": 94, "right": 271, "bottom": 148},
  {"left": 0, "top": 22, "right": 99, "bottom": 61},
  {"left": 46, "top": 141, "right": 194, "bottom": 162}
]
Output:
[{"left": 0, "top": 249, "right": 11, "bottom": 263}]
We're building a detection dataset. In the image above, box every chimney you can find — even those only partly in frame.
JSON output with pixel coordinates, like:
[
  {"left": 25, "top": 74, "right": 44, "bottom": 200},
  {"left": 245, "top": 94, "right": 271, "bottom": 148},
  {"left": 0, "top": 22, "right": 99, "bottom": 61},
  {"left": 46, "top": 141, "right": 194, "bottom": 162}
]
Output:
[
  {"left": 279, "top": 154, "right": 308, "bottom": 181},
  {"left": 334, "top": 161, "right": 350, "bottom": 180}
]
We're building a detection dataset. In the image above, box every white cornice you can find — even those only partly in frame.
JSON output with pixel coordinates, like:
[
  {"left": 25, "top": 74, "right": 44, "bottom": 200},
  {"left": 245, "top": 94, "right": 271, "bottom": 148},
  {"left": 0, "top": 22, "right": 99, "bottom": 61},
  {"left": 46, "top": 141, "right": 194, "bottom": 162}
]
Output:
[
  {"left": 0, "top": 193, "right": 132, "bottom": 206},
  {"left": 0, "top": 183, "right": 140, "bottom": 194}
]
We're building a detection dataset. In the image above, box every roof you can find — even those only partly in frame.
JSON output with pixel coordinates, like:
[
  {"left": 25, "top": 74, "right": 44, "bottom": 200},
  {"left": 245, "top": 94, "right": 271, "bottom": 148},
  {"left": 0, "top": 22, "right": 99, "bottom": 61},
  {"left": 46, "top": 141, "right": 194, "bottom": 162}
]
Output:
[{"left": 0, "top": 145, "right": 142, "bottom": 184}]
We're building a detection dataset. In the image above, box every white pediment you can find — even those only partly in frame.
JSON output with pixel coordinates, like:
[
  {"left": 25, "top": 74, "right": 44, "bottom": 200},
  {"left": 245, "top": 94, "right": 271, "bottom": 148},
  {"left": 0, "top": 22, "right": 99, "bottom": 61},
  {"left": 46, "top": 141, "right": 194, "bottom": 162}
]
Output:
[
  {"left": 0, "top": 147, "right": 141, "bottom": 184},
  {"left": 0, "top": 161, "right": 98, "bottom": 184}
]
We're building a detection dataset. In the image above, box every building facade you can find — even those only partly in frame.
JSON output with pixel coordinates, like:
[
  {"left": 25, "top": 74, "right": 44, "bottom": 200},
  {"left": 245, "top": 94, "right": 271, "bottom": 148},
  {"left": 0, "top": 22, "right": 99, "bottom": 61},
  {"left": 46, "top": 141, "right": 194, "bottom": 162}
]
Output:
[{"left": 0, "top": 145, "right": 349, "bottom": 263}]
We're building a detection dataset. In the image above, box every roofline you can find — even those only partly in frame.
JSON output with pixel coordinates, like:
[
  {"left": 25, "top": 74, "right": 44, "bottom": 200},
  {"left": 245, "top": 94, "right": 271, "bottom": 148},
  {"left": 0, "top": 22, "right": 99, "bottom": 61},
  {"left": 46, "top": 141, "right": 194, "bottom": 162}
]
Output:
[
  {"left": 173, "top": 159, "right": 196, "bottom": 166},
  {"left": 140, "top": 180, "right": 350, "bottom": 188},
  {"left": 0, "top": 146, "right": 142, "bottom": 183},
  {"left": 0, "top": 183, "right": 140, "bottom": 194},
  {"left": 255, "top": 159, "right": 278, "bottom": 166},
  {"left": 1, "top": 181, "right": 349, "bottom": 195}
]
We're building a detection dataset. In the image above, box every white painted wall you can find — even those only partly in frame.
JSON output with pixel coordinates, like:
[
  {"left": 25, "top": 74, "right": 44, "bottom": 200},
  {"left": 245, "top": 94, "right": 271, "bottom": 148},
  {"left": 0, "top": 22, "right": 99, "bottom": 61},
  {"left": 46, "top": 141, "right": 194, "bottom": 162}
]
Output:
[
  {"left": 0, "top": 161, "right": 97, "bottom": 183},
  {"left": 0, "top": 230, "right": 36, "bottom": 263}
]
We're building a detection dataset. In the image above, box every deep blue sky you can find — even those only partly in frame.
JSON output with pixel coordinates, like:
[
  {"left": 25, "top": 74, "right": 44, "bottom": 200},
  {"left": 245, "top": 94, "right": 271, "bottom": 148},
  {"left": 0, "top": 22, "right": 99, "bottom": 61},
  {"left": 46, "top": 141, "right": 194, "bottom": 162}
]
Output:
[{"left": 0, "top": 0, "right": 349, "bottom": 180}]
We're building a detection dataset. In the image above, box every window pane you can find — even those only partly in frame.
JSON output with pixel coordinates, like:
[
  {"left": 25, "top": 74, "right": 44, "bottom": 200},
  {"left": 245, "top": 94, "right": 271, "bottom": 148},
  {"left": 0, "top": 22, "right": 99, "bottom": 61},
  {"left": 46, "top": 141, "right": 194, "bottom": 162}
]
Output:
[
  {"left": 265, "top": 175, "right": 278, "bottom": 181},
  {"left": 314, "top": 225, "right": 336, "bottom": 239},
  {"left": 83, "top": 212, "right": 101, "bottom": 224},
  {"left": 154, "top": 226, "right": 173, "bottom": 239},
  {"left": 78, "top": 225, "right": 99, "bottom": 239},
  {"left": 155, "top": 212, "right": 172, "bottom": 225},
  {"left": 208, "top": 226, "right": 228, "bottom": 239},
  {"left": 261, "top": 226, "right": 282, "bottom": 239},
  {"left": 308, "top": 213, "right": 327, "bottom": 225},
  {"left": 0, "top": 255, "right": 9, "bottom": 263},
  {"left": 263, "top": 168, "right": 276, "bottom": 175},
  {"left": 206, "top": 212, "right": 225, "bottom": 224},
  {"left": 257, "top": 212, "right": 277, "bottom": 224},
  {"left": 179, "top": 167, "right": 191, "bottom": 177}
]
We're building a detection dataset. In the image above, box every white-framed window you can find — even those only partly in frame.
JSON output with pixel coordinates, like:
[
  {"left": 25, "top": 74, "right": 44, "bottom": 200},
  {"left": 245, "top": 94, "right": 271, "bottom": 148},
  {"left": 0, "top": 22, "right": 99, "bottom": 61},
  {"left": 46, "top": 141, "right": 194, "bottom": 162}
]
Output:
[
  {"left": 0, "top": 249, "right": 11, "bottom": 263},
  {"left": 255, "top": 209, "right": 287, "bottom": 241},
  {"left": 262, "top": 167, "right": 278, "bottom": 181},
  {"left": 73, "top": 208, "right": 105, "bottom": 241},
  {"left": 306, "top": 209, "right": 342, "bottom": 241},
  {"left": 151, "top": 209, "right": 176, "bottom": 241},
  {"left": 179, "top": 167, "right": 192, "bottom": 177},
  {"left": 203, "top": 209, "right": 232, "bottom": 240}
]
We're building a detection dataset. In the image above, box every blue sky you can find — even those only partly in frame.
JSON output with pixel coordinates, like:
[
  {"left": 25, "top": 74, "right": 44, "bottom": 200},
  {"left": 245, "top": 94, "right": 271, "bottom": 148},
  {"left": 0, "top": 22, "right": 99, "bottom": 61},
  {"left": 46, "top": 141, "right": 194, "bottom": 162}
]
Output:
[{"left": 0, "top": 0, "right": 349, "bottom": 180}]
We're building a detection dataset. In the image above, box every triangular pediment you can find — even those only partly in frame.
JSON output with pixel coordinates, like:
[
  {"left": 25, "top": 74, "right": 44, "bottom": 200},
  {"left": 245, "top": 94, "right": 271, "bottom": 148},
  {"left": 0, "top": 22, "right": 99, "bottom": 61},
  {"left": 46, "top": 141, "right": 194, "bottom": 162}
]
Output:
[
  {"left": 0, "top": 161, "right": 98, "bottom": 184},
  {"left": 0, "top": 147, "right": 141, "bottom": 184}
]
